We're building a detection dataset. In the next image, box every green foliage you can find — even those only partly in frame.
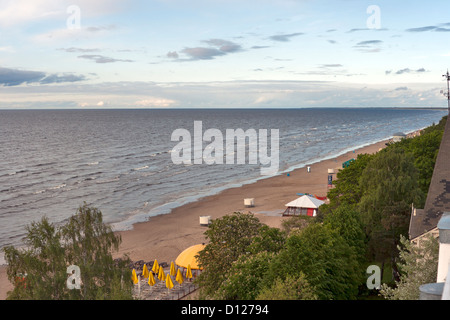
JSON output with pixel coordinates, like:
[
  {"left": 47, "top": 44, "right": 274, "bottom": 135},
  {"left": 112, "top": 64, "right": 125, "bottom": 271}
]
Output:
[
  {"left": 256, "top": 273, "right": 318, "bottom": 300},
  {"left": 322, "top": 205, "right": 367, "bottom": 267},
  {"left": 380, "top": 235, "right": 439, "bottom": 300},
  {"left": 387, "top": 116, "right": 446, "bottom": 198},
  {"left": 216, "top": 251, "right": 275, "bottom": 300},
  {"left": 196, "top": 212, "right": 264, "bottom": 298},
  {"left": 319, "top": 153, "right": 375, "bottom": 217},
  {"left": 266, "top": 223, "right": 362, "bottom": 300},
  {"left": 3, "top": 203, "right": 133, "bottom": 300},
  {"left": 280, "top": 215, "right": 314, "bottom": 235},
  {"left": 359, "top": 148, "right": 424, "bottom": 261}
]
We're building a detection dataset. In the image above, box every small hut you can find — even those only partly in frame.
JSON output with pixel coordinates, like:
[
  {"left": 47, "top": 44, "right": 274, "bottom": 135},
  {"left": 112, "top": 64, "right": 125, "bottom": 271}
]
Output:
[
  {"left": 283, "top": 195, "right": 325, "bottom": 217},
  {"left": 392, "top": 132, "right": 406, "bottom": 142}
]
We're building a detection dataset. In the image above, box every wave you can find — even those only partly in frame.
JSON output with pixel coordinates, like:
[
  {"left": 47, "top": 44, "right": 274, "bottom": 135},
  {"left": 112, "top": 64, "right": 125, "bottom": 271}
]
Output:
[
  {"left": 34, "top": 183, "right": 66, "bottom": 194},
  {"left": 132, "top": 165, "right": 149, "bottom": 171}
]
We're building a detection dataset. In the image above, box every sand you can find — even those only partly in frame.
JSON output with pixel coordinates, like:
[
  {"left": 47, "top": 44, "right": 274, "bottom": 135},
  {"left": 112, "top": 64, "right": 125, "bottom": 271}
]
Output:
[{"left": 0, "top": 139, "right": 388, "bottom": 300}]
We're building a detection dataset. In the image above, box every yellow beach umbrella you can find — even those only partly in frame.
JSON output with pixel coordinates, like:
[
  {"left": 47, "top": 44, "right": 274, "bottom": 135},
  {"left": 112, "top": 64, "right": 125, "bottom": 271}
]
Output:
[
  {"left": 170, "top": 261, "right": 176, "bottom": 277},
  {"left": 158, "top": 267, "right": 166, "bottom": 281},
  {"left": 186, "top": 264, "right": 193, "bottom": 280},
  {"left": 142, "top": 264, "right": 149, "bottom": 278},
  {"left": 166, "top": 274, "right": 174, "bottom": 290},
  {"left": 152, "top": 259, "right": 160, "bottom": 273},
  {"left": 148, "top": 271, "right": 155, "bottom": 286},
  {"left": 176, "top": 268, "right": 184, "bottom": 285},
  {"left": 131, "top": 269, "right": 139, "bottom": 284}
]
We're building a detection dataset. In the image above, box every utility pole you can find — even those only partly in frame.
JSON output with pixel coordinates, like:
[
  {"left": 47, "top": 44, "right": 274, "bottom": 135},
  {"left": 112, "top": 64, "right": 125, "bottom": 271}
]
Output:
[{"left": 443, "top": 70, "right": 450, "bottom": 114}]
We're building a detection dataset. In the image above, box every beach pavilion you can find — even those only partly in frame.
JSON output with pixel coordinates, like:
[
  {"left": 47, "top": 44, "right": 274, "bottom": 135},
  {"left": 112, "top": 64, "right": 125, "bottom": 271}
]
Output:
[{"left": 283, "top": 194, "right": 325, "bottom": 217}]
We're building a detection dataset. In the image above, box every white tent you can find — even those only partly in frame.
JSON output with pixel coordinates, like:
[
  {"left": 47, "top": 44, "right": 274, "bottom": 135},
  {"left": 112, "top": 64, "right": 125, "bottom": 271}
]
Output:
[{"left": 283, "top": 195, "right": 325, "bottom": 217}]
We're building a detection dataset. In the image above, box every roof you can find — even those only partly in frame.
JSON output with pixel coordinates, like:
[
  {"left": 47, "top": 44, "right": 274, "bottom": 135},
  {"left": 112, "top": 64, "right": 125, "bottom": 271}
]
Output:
[
  {"left": 410, "top": 118, "right": 450, "bottom": 240},
  {"left": 285, "top": 195, "right": 325, "bottom": 209},
  {"left": 175, "top": 244, "right": 205, "bottom": 270}
]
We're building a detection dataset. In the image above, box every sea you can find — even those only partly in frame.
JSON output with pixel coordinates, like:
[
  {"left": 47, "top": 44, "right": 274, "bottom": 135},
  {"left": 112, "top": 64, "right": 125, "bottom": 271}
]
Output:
[{"left": 0, "top": 108, "right": 447, "bottom": 264}]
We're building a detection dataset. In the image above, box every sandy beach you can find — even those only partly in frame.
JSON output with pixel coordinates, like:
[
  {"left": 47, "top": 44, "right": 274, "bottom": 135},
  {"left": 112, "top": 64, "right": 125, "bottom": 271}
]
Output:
[{"left": 0, "top": 138, "right": 388, "bottom": 300}]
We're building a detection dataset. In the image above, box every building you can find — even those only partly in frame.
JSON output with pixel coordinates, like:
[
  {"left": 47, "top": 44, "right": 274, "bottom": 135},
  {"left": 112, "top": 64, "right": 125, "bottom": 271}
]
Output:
[
  {"left": 409, "top": 118, "right": 450, "bottom": 244},
  {"left": 392, "top": 132, "right": 406, "bottom": 142},
  {"left": 283, "top": 195, "right": 325, "bottom": 217}
]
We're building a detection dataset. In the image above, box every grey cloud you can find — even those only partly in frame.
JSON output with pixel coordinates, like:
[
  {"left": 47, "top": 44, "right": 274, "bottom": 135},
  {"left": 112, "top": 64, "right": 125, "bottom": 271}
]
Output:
[
  {"left": 406, "top": 26, "right": 437, "bottom": 32},
  {"left": 327, "top": 40, "right": 337, "bottom": 44},
  {"left": 435, "top": 27, "right": 450, "bottom": 32},
  {"left": 176, "top": 39, "right": 242, "bottom": 61},
  {"left": 269, "top": 32, "right": 304, "bottom": 42},
  {"left": 59, "top": 47, "right": 101, "bottom": 53},
  {"left": 387, "top": 68, "right": 428, "bottom": 75},
  {"left": 355, "top": 40, "right": 383, "bottom": 46},
  {"left": 167, "top": 51, "right": 179, "bottom": 59},
  {"left": 251, "top": 45, "right": 271, "bottom": 49},
  {"left": 202, "top": 39, "right": 242, "bottom": 53},
  {"left": 78, "top": 55, "right": 134, "bottom": 63},
  {"left": 406, "top": 23, "right": 450, "bottom": 32},
  {"left": 181, "top": 47, "right": 225, "bottom": 60},
  {"left": 347, "top": 28, "right": 388, "bottom": 33},
  {"left": 0, "top": 67, "right": 45, "bottom": 86},
  {"left": 85, "top": 25, "right": 117, "bottom": 33},
  {"left": 40, "top": 73, "right": 86, "bottom": 84},
  {"left": 0, "top": 67, "right": 86, "bottom": 86},
  {"left": 395, "top": 87, "right": 408, "bottom": 91},
  {"left": 354, "top": 40, "right": 383, "bottom": 53},
  {"left": 320, "top": 64, "right": 343, "bottom": 68}
]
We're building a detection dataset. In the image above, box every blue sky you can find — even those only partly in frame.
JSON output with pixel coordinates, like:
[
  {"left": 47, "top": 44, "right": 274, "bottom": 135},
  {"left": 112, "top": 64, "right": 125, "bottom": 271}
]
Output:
[{"left": 1, "top": 0, "right": 450, "bottom": 109}]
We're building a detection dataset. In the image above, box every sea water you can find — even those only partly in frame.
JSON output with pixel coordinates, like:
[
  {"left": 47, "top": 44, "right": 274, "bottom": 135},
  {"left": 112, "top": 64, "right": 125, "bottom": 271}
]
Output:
[{"left": 0, "top": 108, "right": 446, "bottom": 262}]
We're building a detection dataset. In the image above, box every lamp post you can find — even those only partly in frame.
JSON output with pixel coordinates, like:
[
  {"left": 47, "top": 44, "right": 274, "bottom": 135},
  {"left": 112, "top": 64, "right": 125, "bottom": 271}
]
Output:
[{"left": 443, "top": 70, "right": 450, "bottom": 114}]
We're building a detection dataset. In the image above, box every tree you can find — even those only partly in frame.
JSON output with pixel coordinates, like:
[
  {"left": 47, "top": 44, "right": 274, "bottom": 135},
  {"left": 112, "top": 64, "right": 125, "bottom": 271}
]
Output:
[
  {"left": 3, "top": 203, "right": 133, "bottom": 300},
  {"left": 380, "top": 234, "right": 439, "bottom": 300},
  {"left": 196, "top": 212, "right": 263, "bottom": 298},
  {"left": 256, "top": 273, "right": 318, "bottom": 300},
  {"left": 358, "top": 148, "right": 424, "bottom": 262},
  {"left": 216, "top": 251, "right": 275, "bottom": 300},
  {"left": 319, "top": 153, "right": 375, "bottom": 218},
  {"left": 266, "top": 223, "right": 362, "bottom": 300},
  {"left": 322, "top": 205, "right": 367, "bottom": 269}
]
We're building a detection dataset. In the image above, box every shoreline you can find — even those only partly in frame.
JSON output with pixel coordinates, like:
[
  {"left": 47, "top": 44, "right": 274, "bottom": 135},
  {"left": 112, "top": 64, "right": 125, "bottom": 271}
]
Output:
[
  {"left": 0, "top": 136, "right": 391, "bottom": 300},
  {"left": 112, "top": 138, "right": 390, "bottom": 263}
]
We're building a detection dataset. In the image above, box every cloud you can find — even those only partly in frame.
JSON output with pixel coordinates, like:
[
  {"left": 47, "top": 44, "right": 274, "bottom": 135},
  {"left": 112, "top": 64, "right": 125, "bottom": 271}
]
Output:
[
  {"left": 39, "top": 73, "right": 86, "bottom": 84},
  {"left": 0, "top": 1, "right": 126, "bottom": 27},
  {"left": 0, "top": 67, "right": 86, "bottom": 86},
  {"left": 269, "top": 32, "right": 304, "bottom": 42},
  {"left": 386, "top": 68, "right": 428, "bottom": 75},
  {"left": 176, "top": 39, "right": 242, "bottom": 61},
  {"left": 406, "top": 26, "right": 438, "bottom": 32},
  {"left": 251, "top": 45, "right": 271, "bottom": 49},
  {"left": 181, "top": 47, "right": 225, "bottom": 60},
  {"left": 353, "top": 40, "right": 383, "bottom": 53},
  {"left": 167, "top": 51, "right": 179, "bottom": 59},
  {"left": 78, "top": 55, "right": 134, "bottom": 63},
  {"left": 405, "top": 25, "right": 450, "bottom": 33},
  {"left": 202, "top": 39, "right": 242, "bottom": 53},
  {"left": 59, "top": 47, "right": 101, "bottom": 53},
  {"left": 134, "top": 98, "right": 176, "bottom": 108},
  {"left": 0, "top": 67, "right": 46, "bottom": 86},
  {"left": 395, "top": 87, "right": 408, "bottom": 91},
  {"left": 320, "top": 64, "right": 343, "bottom": 68},
  {"left": 347, "top": 28, "right": 388, "bottom": 33}
]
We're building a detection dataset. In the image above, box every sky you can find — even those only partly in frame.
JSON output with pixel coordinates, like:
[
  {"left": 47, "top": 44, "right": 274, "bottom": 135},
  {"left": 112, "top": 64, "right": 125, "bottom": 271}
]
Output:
[{"left": 1, "top": 0, "right": 450, "bottom": 109}]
